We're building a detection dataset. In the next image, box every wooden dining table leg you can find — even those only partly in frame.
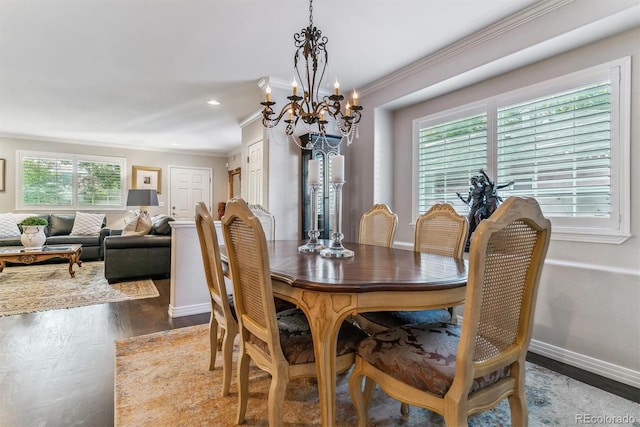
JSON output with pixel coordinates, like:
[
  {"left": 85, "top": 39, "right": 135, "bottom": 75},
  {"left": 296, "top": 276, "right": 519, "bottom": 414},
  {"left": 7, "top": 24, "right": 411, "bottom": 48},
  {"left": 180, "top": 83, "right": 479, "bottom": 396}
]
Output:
[{"left": 298, "top": 290, "right": 355, "bottom": 427}]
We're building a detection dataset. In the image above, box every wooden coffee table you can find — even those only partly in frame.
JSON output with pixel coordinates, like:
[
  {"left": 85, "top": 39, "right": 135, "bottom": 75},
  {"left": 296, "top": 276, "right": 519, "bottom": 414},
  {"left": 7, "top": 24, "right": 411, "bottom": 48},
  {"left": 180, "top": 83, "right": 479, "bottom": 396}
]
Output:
[{"left": 0, "top": 244, "right": 83, "bottom": 277}]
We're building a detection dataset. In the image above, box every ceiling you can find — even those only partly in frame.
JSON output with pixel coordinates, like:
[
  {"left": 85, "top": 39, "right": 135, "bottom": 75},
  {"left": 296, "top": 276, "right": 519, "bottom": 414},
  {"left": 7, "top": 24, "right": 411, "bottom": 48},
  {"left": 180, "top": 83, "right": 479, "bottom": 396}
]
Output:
[{"left": 0, "top": 0, "right": 568, "bottom": 157}]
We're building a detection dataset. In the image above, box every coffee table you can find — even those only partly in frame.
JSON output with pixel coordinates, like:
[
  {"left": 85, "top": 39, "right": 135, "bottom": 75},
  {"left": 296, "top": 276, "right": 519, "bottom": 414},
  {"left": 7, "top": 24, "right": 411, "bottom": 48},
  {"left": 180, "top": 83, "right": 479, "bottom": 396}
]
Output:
[{"left": 0, "top": 244, "right": 83, "bottom": 277}]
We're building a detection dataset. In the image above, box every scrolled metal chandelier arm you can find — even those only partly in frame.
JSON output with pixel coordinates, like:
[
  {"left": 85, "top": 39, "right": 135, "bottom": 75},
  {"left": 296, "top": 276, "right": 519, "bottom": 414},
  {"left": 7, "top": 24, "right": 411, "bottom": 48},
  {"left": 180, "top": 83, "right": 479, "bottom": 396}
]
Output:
[{"left": 260, "top": 0, "right": 362, "bottom": 149}]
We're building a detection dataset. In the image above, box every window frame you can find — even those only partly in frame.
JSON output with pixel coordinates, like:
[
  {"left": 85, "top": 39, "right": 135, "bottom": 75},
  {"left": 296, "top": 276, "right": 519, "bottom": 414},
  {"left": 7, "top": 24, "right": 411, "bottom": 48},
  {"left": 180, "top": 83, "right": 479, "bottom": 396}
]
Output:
[
  {"left": 412, "top": 57, "right": 631, "bottom": 244},
  {"left": 16, "top": 150, "right": 127, "bottom": 212}
]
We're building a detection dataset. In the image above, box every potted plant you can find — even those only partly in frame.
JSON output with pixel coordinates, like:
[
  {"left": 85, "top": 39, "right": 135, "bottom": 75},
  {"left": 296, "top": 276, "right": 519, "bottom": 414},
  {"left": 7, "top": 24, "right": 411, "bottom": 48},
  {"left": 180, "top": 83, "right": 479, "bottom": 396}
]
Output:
[{"left": 20, "top": 216, "right": 48, "bottom": 250}]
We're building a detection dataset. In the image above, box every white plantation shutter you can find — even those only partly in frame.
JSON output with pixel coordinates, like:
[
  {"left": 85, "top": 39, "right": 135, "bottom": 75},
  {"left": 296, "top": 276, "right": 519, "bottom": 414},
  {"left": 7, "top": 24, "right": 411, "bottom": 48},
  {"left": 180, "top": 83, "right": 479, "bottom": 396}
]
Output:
[
  {"left": 416, "top": 112, "right": 487, "bottom": 215},
  {"left": 497, "top": 81, "right": 611, "bottom": 219},
  {"left": 413, "top": 57, "right": 630, "bottom": 243},
  {"left": 18, "top": 151, "right": 126, "bottom": 210},
  {"left": 21, "top": 155, "right": 73, "bottom": 206},
  {"left": 77, "top": 159, "right": 124, "bottom": 206}
]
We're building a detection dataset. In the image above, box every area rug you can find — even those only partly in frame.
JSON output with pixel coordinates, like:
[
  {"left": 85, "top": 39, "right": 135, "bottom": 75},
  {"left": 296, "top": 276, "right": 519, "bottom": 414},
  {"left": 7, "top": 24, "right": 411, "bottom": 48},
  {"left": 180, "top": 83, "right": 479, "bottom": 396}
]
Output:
[
  {"left": 0, "top": 261, "right": 159, "bottom": 316},
  {"left": 115, "top": 324, "right": 640, "bottom": 426}
]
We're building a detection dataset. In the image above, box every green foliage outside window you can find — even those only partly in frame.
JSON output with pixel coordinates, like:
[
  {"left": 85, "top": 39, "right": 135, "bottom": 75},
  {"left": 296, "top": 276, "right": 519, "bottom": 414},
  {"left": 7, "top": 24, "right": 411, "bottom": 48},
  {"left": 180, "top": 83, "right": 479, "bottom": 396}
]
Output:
[
  {"left": 20, "top": 153, "right": 124, "bottom": 208},
  {"left": 22, "top": 158, "right": 73, "bottom": 205}
]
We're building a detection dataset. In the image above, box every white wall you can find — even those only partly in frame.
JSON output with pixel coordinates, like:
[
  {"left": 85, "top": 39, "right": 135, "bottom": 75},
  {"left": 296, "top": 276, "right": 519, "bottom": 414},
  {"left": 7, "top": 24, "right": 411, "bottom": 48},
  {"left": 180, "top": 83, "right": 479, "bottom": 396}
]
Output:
[
  {"left": 348, "top": 3, "right": 640, "bottom": 387},
  {"left": 0, "top": 136, "right": 227, "bottom": 227},
  {"left": 241, "top": 84, "right": 301, "bottom": 241}
]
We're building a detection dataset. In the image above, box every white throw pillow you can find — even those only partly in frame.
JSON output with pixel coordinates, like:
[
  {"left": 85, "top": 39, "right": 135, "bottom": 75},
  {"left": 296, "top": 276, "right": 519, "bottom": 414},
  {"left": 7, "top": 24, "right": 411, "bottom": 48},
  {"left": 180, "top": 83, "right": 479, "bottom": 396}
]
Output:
[
  {"left": 122, "top": 212, "right": 152, "bottom": 236},
  {"left": 0, "top": 213, "right": 21, "bottom": 238},
  {"left": 70, "top": 212, "right": 105, "bottom": 236}
]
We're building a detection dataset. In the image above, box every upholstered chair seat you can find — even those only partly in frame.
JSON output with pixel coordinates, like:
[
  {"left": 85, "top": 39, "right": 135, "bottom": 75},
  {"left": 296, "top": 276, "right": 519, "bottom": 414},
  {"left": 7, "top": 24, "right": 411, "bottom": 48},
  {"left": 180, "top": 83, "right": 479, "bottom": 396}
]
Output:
[
  {"left": 356, "top": 323, "right": 510, "bottom": 396},
  {"left": 211, "top": 294, "right": 238, "bottom": 322},
  {"left": 248, "top": 308, "right": 366, "bottom": 366}
]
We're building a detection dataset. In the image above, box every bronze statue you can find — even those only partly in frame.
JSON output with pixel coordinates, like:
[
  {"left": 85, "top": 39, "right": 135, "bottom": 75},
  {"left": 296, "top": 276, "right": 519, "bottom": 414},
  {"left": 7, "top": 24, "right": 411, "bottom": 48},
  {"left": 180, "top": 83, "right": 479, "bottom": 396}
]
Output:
[
  {"left": 475, "top": 169, "right": 514, "bottom": 224},
  {"left": 456, "top": 174, "right": 485, "bottom": 235},
  {"left": 457, "top": 169, "right": 514, "bottom": 249}
]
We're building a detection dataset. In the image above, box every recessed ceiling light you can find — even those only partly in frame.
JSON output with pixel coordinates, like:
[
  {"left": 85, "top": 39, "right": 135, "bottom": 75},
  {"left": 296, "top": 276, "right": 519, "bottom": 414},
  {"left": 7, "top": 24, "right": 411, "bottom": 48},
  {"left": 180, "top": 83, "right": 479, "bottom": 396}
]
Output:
[{"left": 207, "top": 99, "right": 221, "bottom": 106}]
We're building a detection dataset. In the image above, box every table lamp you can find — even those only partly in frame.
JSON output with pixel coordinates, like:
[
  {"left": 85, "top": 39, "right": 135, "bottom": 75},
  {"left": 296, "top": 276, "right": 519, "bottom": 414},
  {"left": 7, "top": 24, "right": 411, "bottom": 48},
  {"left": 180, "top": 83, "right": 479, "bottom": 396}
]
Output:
[{"left": 126, "top": 189, "right": 159, "bottom": 214}]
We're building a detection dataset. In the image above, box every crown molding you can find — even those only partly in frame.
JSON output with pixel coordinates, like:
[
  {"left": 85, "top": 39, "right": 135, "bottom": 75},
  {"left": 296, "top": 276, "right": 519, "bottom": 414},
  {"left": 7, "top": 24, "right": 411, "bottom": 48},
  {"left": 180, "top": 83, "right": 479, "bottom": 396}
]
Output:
[
  {"left": 0, "top": 132, "right": 226, "bottom": 158},
  {"left": 359, "top": 0, "right": 574, "bottom": 97}
]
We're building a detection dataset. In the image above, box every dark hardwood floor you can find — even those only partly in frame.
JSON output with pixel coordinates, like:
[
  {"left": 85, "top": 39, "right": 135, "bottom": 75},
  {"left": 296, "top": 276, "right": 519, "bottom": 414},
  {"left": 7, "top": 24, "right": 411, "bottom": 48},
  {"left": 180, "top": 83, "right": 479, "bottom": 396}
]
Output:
[
  {"left": 0, "top": 279, "right": 208, "bottom": 427},
  {"left": 0, "top": 278, "right": 637, "bottom": 427}
]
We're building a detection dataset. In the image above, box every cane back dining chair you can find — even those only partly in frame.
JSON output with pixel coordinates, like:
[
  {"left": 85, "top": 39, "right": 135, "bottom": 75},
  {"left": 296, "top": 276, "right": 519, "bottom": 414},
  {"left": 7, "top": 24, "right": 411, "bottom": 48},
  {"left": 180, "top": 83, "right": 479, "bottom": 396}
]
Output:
[
  {"left": 349, "top": 197, "right": 551, "bottom": 427},
  {"left": 194, "top": 202, "right": 238, "bottom": 397},
  {"left": 221, "top": 198, "right": 366, "bottom": 426},
  {"left": 354, "top": 203, "right": 469, "bottom": 336},
  {"left": 358, "top": 203, "right": 398, "bottom": 248}
]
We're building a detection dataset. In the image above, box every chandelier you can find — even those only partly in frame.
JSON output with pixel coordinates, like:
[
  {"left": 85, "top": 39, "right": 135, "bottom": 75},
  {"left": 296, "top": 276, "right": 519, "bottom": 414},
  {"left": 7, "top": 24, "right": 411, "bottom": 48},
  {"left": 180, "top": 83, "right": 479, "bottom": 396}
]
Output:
[{"left": 260, "top": 0, "right": 362, "bottom": 149}]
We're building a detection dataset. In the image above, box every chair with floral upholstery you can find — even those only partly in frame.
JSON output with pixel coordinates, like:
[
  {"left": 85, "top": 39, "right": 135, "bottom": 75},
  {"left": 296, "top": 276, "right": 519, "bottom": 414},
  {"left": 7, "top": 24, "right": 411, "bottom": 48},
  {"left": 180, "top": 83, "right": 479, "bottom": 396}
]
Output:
[
  {"left": 195, "top": 202, "right": 238, "bottom": 397},
  {"left": 349, "top": 197, "right": 551, "bottom": 426},
  {"left": 222, "top": 198, "right": 366, "bottom": 426}
]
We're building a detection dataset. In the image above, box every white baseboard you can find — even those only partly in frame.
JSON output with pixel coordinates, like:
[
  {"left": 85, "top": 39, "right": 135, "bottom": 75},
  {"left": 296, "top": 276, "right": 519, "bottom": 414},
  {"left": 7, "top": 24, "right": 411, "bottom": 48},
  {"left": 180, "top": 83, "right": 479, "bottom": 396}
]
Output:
[
  {"left": 455, "top": 315, "right": 639, "bottom": 388},
  {"left": 168, "top": 303, "right": 211, "bottom": 318},
  {"left": 528, "top": 339, "right": 640, "bottom": 389}
]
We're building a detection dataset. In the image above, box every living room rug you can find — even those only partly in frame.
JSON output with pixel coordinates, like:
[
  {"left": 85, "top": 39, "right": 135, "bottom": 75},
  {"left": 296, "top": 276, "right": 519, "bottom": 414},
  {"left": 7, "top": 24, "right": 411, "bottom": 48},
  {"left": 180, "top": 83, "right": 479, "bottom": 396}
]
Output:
[
  {"left": 0, "top": 261, "right": 159, "bottom": 316},
  {"left": 115, "top": 324, "right": 639, "bottom": 426}
]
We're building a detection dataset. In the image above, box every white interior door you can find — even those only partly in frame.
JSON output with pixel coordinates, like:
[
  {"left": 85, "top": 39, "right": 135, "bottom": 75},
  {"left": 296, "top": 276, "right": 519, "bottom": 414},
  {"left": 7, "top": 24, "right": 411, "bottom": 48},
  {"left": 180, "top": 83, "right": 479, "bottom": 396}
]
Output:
[
  {"left": 247, "top": 140, "right": 263, "bottom": 205},
  {"left": 169, "top": 166, "right": 212, "bottom": 220}
]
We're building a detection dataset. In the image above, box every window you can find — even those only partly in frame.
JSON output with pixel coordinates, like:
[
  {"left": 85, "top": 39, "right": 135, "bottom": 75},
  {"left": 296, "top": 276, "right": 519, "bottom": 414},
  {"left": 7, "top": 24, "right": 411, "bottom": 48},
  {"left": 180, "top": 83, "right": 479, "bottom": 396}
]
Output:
[
  {"left": 413, "top": 57, "right": 630, "bottom": 243},
  {"left": 415, "top": 107, "right": 487, "bottom": 214},
  {"left": 17, "top": 151, "right": 126, "bottom": 211}
]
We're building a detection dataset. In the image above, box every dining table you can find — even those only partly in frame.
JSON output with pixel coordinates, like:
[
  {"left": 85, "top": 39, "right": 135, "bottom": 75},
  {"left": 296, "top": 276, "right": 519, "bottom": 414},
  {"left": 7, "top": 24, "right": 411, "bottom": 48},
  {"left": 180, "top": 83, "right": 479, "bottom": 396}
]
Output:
[{"left": 220, "top": 239, "right": 468, "bottom": 427}]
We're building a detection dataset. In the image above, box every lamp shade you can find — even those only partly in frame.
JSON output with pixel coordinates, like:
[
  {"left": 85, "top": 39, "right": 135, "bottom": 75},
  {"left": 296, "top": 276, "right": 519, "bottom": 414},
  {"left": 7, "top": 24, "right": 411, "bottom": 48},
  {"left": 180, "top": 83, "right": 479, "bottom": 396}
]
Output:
[{"left": 126, "top": 189, "right": 159, "bottom": 207}]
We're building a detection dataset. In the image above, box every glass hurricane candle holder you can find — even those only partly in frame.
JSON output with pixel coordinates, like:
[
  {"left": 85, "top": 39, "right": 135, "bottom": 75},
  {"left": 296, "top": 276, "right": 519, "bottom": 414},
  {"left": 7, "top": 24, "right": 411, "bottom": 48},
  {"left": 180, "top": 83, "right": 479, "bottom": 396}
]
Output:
[
  {"left": 320, "top": 181, "right": 354, "bottom": 258},
  {"left": 299, "top": 183, "right": 324, "bottom": 253}
]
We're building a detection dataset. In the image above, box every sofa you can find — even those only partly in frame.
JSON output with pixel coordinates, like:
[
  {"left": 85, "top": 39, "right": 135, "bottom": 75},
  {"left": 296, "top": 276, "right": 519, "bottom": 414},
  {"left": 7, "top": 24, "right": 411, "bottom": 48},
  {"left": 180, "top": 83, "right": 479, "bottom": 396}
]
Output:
[
  {"left": 0, "top": 213, "right": 109, "bottom": 261},
  {"left": 103, "top": 214, "right": 174, "bottom": 283}
]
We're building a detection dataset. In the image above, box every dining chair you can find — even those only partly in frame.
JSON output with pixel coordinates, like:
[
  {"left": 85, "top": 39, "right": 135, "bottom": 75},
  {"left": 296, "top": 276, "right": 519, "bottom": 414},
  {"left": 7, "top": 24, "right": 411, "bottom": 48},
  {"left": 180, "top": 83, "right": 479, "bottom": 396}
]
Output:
[
  {"left": 194, "top": 202, "right": 238, "bottom": 397},
  {"left": 358, "top": 203, "right": 398, "bottom": 247},
  {"left": 349, "top": 197, "right": 551, "bottom": 427},
  {"left": 246, "top": 202, "right": 298, "bottom": 312},
  {"left": 221, "top": 198, "right": 366, "bottom": 426},
  {"left": 354, "top": 202, "right": 469, "bottom": 336},
  {"left": 248, "top": 203, "right": 275, "bottom": 241}
]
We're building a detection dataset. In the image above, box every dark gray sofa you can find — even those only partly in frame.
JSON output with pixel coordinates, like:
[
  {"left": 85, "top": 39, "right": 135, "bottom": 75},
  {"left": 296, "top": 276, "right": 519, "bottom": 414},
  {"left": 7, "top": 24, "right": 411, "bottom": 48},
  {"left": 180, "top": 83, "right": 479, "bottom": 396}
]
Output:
[
  {"left": 103, "top": 214, "right": 174, "bottom": 283},
  {"left": 0, "top": 213, "right": 109, "bottom": 261}
]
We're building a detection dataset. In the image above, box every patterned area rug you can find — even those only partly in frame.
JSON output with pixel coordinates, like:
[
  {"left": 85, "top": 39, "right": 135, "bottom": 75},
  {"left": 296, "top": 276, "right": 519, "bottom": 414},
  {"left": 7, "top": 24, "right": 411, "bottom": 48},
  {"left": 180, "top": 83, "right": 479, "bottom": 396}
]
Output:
[
  {"left": 115, "top": 324, "right": 639, "bottom": 426},
  {"left": 0, "top": 261, "right": 158, "bottom": 316}
]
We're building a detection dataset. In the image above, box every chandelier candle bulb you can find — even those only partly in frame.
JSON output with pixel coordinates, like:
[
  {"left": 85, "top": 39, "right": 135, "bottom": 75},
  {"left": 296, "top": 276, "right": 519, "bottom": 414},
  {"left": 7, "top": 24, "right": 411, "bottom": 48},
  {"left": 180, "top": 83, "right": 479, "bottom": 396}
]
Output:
[
  {"left": 265, "top": 86, "right": 271, "bottom": 102},
  {"left": 334, "top": 79, "right": 340, "bottom": 96},
  {"left": 308, "top": 160, "right": 320, "bottom": 184},
  {"left": 292, "top": 79, "right": 298, "bottom": 96},
  {"left": 353, "top": 91, "right": 358, "bottom": 106},
  {"left": 330, "top": 155, "right": 345, "bottom": 182}
]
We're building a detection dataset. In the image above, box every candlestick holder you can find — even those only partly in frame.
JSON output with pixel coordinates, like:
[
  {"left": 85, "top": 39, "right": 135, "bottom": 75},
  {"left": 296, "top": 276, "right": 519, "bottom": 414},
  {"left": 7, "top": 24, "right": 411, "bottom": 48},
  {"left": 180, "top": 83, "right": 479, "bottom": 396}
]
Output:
[
  {"left": 299, "top": 183, "right": 324, "bottom": 253},
  {"left": 320, "top": 181, "right": 354, "bottom": 258}
]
